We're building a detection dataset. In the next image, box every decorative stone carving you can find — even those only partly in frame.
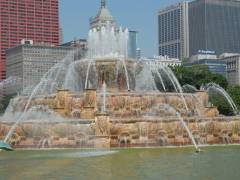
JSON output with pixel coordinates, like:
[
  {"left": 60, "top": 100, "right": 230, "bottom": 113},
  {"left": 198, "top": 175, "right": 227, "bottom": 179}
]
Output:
[{"left": 95, "top": 112, "right": 110, "bottom": 136}]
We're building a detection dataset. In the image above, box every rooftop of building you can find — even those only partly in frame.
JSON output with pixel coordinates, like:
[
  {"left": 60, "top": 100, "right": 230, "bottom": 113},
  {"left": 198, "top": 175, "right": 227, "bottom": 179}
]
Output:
[
  {"left": 187, "top": 59, "right": 227, "bottom": 65},
  {"left": 61, "top": 39, "right": 87, "bottom": 47},
  {"left": 6, "top": 43, "right": 74, "bottom": 53},
  {"left": 159, "top": 0, "right": 240, "bottom": 15},
  {"left": 158, "top": 1, "right": 188, "bottom": 14},
  {"left": 142, "top": 55, "right": 181, "bottom": 62},
  {"left": 219, "top": 53, "right": 240, "bottom": 59}
]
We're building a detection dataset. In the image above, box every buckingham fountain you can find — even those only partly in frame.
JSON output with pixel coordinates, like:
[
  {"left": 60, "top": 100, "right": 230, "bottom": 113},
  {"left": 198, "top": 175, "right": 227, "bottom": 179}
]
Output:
[{"left": 1, "top": 1, "right": 240, "bottom": 152}]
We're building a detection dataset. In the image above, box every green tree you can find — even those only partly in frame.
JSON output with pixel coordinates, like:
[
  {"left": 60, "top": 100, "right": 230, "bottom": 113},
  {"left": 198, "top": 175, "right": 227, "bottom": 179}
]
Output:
[
  {"left": 169, "top": 65, "right": 233, "bottom": 115},
  {"left": 208, "top": 92, "right": 234, "bottom": 116},
  {"left": 172, "top": 65, "right": 228, "bottom": 89},
  {"left": 227, "top": 86, "right": 240, "bottom": 111},
  {"left": 0, "top": 104, "right": 4, "bottom": 114}
]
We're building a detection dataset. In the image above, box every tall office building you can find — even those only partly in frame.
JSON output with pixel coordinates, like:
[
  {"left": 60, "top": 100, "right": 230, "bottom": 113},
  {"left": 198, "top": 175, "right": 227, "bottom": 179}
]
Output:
[
  {"left": 158, "top": 1, "right": 189, "bottom": 60},
  {"left": 61, "top": 39, "right": 88, "bottom": 60},
  {"left": 189, "top": 0, "right": 240, "bottom": 56},
  {"left": 220, "top": 53, "right": 240, "bottom": 86},
  {"left": 128, "top": 31, "right": 138, "bottom": 59},
  {"left": 0, "top": 0, "right": 60, "bottom": 80},
  {"left": 6, "top": 44, "right": 72, "bottom": 94},
  {"left": 136, "top": 48, "right": 142, "bottom": 60},
  {"left": 159, "top": 0, "right": 240, "bottom": 59}
]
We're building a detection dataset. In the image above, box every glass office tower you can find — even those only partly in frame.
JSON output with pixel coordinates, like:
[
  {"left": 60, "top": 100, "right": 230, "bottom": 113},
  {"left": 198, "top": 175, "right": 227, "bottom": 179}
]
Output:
[{"left": 189, "top": 0, "right": 240, "bottom": 56}]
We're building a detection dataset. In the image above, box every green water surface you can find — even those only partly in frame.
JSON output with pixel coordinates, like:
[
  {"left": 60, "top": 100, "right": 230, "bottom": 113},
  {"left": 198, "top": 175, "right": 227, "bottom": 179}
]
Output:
[{"left": 0, "top": 146, "right": 240, "bottom": 180}]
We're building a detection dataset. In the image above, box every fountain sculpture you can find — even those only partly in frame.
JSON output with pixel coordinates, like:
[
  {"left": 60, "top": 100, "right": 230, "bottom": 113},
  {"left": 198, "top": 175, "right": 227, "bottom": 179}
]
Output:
[{"left": 0, "top": 1, "right": 240, "bottom": 151}]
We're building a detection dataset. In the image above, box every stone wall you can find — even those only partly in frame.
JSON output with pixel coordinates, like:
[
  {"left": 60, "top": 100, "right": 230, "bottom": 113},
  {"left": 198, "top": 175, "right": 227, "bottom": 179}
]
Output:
[
  {"left": 1, "top": 117, "right": 240, "bottom": 149},
  {"left": 18, "top": 89, "right": 217, "bottom": 120}
]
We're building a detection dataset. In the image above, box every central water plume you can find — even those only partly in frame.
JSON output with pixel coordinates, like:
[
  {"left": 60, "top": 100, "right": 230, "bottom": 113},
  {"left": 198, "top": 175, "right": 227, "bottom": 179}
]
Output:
[
  {"left": 88, "top": 24, "right": 129, "bottom": 59},
  {"left": 101, "top": 82, "right": 107, "bottom": 112}
]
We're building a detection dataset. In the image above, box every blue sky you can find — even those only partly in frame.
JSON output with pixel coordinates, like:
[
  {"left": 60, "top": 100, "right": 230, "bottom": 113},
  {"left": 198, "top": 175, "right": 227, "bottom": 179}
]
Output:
[{"left": 60, "top": 0, "right": 180, "bottom": 57}]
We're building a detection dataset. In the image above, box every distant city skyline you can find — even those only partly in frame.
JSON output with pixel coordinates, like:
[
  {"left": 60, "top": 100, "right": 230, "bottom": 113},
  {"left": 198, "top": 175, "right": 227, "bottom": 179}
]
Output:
[{"left": 60, "top": 0, "right": 179, "bottom": 57}]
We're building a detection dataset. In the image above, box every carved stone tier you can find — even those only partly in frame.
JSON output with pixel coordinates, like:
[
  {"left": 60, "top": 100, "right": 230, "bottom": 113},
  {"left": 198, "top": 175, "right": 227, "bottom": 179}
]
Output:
[
  {"left": 95, "top": 59, "right": 136, "bottom": 91},
  {"left": 94, "top": 112, "right": 111, "bottom": 148}
]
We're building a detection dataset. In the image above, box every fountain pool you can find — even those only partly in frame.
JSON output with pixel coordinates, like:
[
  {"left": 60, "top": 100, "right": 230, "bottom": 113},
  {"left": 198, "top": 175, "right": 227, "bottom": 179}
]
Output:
[{"left": 1, "top": 146, "right": 240, "bottom": 179}]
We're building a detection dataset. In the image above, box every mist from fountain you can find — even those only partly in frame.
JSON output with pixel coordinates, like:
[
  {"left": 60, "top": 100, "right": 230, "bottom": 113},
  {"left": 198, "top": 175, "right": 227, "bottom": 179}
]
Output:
[
  {"left": 2, "top": 105, "right": 64, "bottom": 123},
  {"left": 88, "top": 24, "right": 129, "bottom": 59},
  {"left": 0, "top": 76, "right": 22, "bottom": 90},
  {"left": 64, "top": 59, "right": 98, "bottom": 92},
  {"left": 63, "top": 61, "right": 83, "bottom": 92},
  {"left": 101, "top": 82, "right": 107, "bottom": 112},
  {"left": 135, "top": 63, "right": 158, "bottom": 92},
  {"left": 0, "top": 77, "right": 22, "bottom": 103}
]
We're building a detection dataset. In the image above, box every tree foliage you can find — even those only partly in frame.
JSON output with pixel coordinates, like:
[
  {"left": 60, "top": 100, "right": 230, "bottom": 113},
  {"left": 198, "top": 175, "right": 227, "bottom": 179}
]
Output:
[
  {"left": 227, "top": 86, "right": 240, "bottom": 110},
  {"left": 172, "top": 65, "right": 228, "bottom": 89},
  {"left": 209, "top": 92, "right": 234, "bottom": 116},
  {"left": 170, "top": 65, "right": 239, "bottom": 116}
]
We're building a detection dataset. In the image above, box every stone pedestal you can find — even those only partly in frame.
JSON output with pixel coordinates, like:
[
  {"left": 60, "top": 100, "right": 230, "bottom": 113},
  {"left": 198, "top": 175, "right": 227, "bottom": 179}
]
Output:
[
  {"left": 94, "top": 112, "right": 111, "bottom": 148},
  {"left": 55, "top": 89, "right": 70, "bottom": 116},
  {"left": 81, "top": 89, "right": 97, "bottom": 119},
  {"left": 204, "top": 107, "right": 219, "bottom": 117},
  {"left": 196, "top": 91, "right": 209, "bottom": 106},
  {"left": 81, "top": 107, "right": 95, "bottom": 119}
]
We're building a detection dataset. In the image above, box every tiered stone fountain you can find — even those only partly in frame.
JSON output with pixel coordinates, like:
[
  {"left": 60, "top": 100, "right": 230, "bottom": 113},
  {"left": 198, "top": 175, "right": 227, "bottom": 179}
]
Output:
[{"left": 1, "top": 24, "right": 240, "bottom": 151}]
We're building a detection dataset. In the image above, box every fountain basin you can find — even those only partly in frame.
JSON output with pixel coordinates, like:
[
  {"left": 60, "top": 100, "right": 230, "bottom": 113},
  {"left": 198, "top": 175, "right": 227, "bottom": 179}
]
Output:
[{"left": 1, "top": 58, "right": 239, "bottom": 150}]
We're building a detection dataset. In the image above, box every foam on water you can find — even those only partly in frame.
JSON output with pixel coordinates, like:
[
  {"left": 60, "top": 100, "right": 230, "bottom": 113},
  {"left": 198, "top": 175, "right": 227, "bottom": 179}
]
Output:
[{"left": 30, "top": 150, "right": 118, "bottom": 159}]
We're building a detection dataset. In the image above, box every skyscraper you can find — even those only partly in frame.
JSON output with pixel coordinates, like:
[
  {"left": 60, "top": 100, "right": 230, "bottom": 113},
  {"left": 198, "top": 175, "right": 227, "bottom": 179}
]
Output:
[
  {"left": 0, "top": 0, "right": 60, "bottom": 80},
  {"left": 189, "top": 0, "right": 240, "bottom": 56},
  {"left": 159, "top": 0, "right": 240, "bottom": 59},
  {"left": 6, "top": 44, "right": 72, "bottom": 94},
  {"left": 158, "top": 1, "right": 189, "bottom": 60},
  {"left": 128, "top": 31, "right": 138, "bottom": 59},
  {"left": 136, "top": 48, "right": 142, "bottom": 60}
]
